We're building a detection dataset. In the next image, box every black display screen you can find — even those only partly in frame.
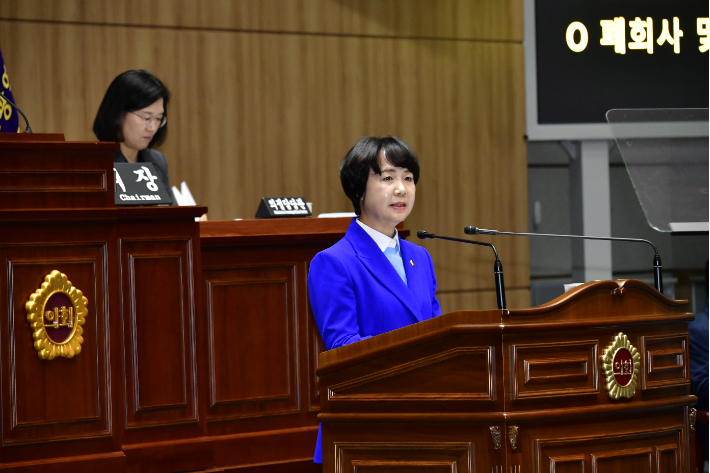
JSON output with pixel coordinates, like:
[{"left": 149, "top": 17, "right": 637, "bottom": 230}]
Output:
[{"left": 535, "top": 0, "right": 708, "bottom": 125}]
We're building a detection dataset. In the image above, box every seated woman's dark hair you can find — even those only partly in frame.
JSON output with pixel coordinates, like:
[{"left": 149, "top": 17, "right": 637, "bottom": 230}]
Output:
[
  {"left": 340, "top": 136, "right": 420, "bottom": 215},
  {"left": 93, "top": 70, "right": 170, "bottom": 148}
]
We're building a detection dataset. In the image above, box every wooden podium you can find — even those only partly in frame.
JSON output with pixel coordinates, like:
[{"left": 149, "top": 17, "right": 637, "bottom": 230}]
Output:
[{"left": 317, "top": 280, "right": 698, "bottom": 472}]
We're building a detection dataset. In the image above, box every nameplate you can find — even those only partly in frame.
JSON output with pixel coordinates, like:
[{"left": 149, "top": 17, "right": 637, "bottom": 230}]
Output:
[
  {"left": 114, "top": 163, "right": 173, "bottom": 206},
  {"left": 255, "top": 197, "right": 311, "bottom": 218}
]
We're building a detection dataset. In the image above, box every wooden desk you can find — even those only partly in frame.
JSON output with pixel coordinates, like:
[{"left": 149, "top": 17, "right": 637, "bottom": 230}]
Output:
[
  {"left": 0, "top": 205, "right": 206, "bottom": 472},
  {"left": 1, "top": 210, "right": 349, "bottom": 472},
  {"left": 198, "top": 217, "right": 407, "bottom": 472},
  {"left": 200, "top": 217, "right": 350, "bottom": 471}
]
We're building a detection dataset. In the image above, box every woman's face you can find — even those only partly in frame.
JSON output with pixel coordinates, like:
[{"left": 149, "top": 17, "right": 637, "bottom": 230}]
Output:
[
  {"left": 359, "top": 152, "right": 416, "bottom": 237},
  {"left": 120, "top": 98, "right": 164, "bottom": 153}
]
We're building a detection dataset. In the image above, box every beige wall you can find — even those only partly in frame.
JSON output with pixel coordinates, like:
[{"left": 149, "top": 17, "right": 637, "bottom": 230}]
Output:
[{"left": 0, "top": 0, "right": 529, "bottom": 312}]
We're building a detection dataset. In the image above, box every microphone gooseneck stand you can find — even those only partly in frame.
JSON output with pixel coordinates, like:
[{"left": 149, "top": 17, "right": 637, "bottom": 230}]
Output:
[
  {"left": 2, "top": 95, "right": 32, "bottom": 132},
  {"left": 464, "top": 226, "right": 663, "bottom": 293},
  {"left": 417, "top": 230, "right": 506, "bottom": 310}
]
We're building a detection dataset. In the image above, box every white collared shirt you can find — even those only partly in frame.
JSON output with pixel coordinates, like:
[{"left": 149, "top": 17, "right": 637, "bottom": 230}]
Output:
[{"left": 356, "top": 218, "right": 400, "bottom": 252}]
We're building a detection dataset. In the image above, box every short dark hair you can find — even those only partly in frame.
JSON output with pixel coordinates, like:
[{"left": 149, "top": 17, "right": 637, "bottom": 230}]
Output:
[
  {"left": 340, "top": 136, "right": 420, "bottom": 215},
  {"left": 93, "top": 70, "right": 170, "bottom": 148}
]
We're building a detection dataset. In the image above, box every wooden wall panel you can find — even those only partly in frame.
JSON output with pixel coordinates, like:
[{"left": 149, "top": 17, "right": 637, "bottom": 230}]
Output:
[
  {"left": 334, "top": 442, "right": 474, "bottom": 473},
  {"left": 0, "top": 0, "right": 528, "bottom": 310},
  {"left": 0, "top": 0, "right": 523, "bottom": 41},
  {"left": 0, "top": 452, "right": 126, "bottom": 473},
  {"left": 640, "top": 333, "right": 690, "bottom": 391},
  {"left": 510, "top": 340, "right": 599, "bottom": 401},
  {"left": 0, "top": 142, "right": 116, "bottom": 209},
  {"left": 119, "top": 238, "right": 198, "bottom": 429},
  {"left": 204, "top": 265, "right": 300, "bottom": 421},
  {"left": 2, "top": 246, "right": 111, "bottom": 445},
  {"left": 535, "top": 424, "right": 685, "bottom": 473}
]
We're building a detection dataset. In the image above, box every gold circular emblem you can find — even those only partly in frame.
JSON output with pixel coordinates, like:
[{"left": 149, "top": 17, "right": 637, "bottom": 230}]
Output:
[
  {"left": 601, "top": 332, "right": 641, "bottom": 399},
  {"left": 25, "top": 271, "right": 88, "bottom": 360}
]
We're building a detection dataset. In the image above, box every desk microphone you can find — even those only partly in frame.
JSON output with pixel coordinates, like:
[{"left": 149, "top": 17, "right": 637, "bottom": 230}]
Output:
[
  {"left": 417, "top": 230, "right": 506, "bottom": 310},
  {"left": 2, "top": 94, "right": 32, "bottom": 132},
  {"left": 464, "top": 226, "right": 663, "bottom": 293}
]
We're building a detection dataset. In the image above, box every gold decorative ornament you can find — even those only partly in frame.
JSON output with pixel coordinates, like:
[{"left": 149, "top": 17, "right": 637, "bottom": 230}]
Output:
[
  {"left": 507, "top": 426, "right": 519, "bottom": 451},
  {"left": 601, "top": 332, "right": 641, "bottom": 399},
  {"left": 690, "top": 408, "right": 697, "bottom": 431},
  {"left": 25, "top": 271, "right": 88, "bottom": 360},
  {"left": 489, "top": 426, "right": 502, "bottom": 450}
]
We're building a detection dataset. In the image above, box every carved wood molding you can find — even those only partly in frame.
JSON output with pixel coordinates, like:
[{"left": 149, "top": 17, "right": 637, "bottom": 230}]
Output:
[
  {"left": 203, "top": 264, "right": 301, "bottom": 422},
  {"left": 4, "top": 249, "right": 112, "bottom": 445},
  {"left": 0, "top": 170, "right": 107, "bottom": 192},
  {"left": 328, "top": 346, "right": 496, "bottom": 402},
  {"left": 335, "top": 441, "right": 473, "bottom": 473},
  {"left": 640, "top": 333, "right": 690, "bottom": 390},
  {"left": 490, "top": 426, "right": 502, "bottom": 450},
  {"left": 510, "top": 340, "right": 599, "bottom": 400},
  {"left": 120, "top": 237, "right": 199, "bottom": 430},
  {"left": 690, "top": 407, "right": 697, "bottom": 431},
  {"left": 523, "top": 279, "right": 688, "bottom": 312},
  {"left": 319, "top": 395, "right": 695, "bottom": 425},
  {"left": 535, "top": 424, "right": 684, "bottom": 472},
  {"left": 508, "top": 425, "right": 519, "bottom": 451}
]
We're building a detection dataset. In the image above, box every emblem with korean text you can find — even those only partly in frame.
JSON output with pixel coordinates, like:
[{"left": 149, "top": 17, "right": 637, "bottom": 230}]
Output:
[
  {"left": 601, "top": 332, "right": 641, "bottom": 399},
  {"left": 25, "top": 271, "right": 88, "bottom": 360}
]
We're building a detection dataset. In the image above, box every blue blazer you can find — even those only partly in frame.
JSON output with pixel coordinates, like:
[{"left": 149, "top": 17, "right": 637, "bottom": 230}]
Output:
[
  {"left": 308, "top": 218, "right": 441, "bottom": 462},
  {"left": 309, "top": 218, "right": 441, "bottom": 351}
]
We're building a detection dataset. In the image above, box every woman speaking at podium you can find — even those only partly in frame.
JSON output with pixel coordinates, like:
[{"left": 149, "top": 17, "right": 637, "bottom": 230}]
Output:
[
  {"left": 93, "top": 70, "right": 173, "bottom": 198},
  {"left": 308, "top": 136, "right": 441, "bottom": 463}
]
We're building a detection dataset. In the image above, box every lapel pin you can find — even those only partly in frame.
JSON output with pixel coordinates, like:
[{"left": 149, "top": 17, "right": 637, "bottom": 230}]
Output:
[{"left": 410, "top": 260, "right": 414, "bottom": 266}]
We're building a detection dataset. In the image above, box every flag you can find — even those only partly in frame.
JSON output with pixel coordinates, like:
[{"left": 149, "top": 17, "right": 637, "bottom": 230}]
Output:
[{"left": 0, "top": 46, "right": 19, "bottom": 133}]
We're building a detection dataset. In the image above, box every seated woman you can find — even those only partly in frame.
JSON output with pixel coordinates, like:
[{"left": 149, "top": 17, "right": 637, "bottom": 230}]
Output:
[
  {"left": 308, "top": 136, "right": 441, "bottom": 463},
  {"left": 93, "top": 70, "right": 173, "bottom": 197}
]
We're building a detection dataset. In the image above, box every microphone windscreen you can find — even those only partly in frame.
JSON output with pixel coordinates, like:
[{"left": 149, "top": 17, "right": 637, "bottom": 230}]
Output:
[
  {"left": 416, "top": 230, "right": 429, "bottom": 239},
  {"left": 464, "top": 226, "right": 479, "bottom": 235}
]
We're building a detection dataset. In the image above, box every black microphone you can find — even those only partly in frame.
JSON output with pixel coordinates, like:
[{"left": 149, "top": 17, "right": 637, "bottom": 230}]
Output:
[
  {"left": 464, "top": 226, "right": 663, "bottom": 293},
  {"left": 1, "top": 94, "right": 32, "bottom": 132},
  {"left": 417, "top": 230, "right": 506, "bottom": 310}
]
